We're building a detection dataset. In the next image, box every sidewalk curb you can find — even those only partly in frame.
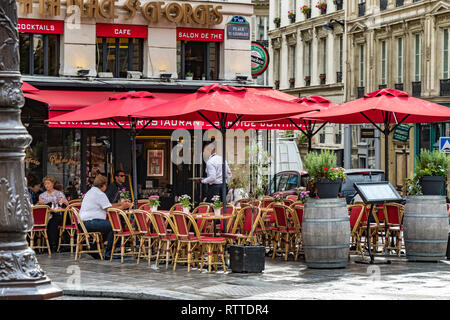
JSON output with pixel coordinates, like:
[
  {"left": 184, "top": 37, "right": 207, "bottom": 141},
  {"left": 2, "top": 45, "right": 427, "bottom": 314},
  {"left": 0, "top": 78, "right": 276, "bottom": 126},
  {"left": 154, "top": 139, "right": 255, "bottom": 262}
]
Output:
[{"left": 62, "top": 289, "right": 180, "bottom": 300}]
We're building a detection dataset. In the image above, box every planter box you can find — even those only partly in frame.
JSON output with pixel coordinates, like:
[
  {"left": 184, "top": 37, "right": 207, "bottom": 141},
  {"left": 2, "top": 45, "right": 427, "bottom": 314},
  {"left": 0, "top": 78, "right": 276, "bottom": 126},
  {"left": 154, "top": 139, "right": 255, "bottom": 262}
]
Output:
[
  {"left": 420, "top": 176, "right": 445, "bottom": 195},
  {"left": 316, "top": 178, "right": 342, "bottom": 198},
  {"left": 229, "top": 245, "right": 265, "bottom": 273}
]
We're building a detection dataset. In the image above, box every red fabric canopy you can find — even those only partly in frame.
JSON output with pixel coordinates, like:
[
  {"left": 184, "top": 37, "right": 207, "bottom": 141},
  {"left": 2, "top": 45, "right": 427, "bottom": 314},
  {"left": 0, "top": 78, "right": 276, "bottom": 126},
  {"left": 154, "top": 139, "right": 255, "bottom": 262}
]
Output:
[
  {"left": 134, "top": 84, "right": 315, "bottom": 126},
  {"left": 308, "top": 88, "right": 450, "bottom": 124},
  {"left": 22, "top": 82, "right": 39, "bottom": 93}
]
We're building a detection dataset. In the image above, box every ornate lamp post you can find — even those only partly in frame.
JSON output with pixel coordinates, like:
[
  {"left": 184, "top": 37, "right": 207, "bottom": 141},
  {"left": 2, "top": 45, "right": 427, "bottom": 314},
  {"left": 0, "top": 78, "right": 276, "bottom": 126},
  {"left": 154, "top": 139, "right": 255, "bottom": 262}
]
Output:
[{"left": 0, "top": 1, "right": 62, "bottom": 299}]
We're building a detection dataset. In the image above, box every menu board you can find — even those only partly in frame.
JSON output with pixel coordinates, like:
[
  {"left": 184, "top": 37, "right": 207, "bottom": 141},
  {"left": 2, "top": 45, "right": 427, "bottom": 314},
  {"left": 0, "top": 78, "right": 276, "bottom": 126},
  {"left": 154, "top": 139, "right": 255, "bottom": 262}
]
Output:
[{"left": 354, "top": 182, "right": 403, "bottom": 204}]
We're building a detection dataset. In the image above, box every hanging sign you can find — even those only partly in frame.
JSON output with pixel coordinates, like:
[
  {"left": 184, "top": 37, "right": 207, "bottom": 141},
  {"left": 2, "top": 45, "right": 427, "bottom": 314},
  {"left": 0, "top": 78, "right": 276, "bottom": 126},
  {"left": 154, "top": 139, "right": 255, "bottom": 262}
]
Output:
[
  {"left": 439, "top": 137, "right": 450, "bottom": 153},
  {"left": 251, "top": 42, "right": 269, "bottom": 77},
  {"left": 176, "top": 28, "right": 224, "bottom": 42},
  {"left": 393, "top": 124, "right": 411, "bottom": 142},
  {"left": 96, "top": 23, "right": 148, "bottom": 38},
  {"left": 18, "top": 19, "right": 64, "bottom": 34},
  {"left": 360, "top": 128, "right": 375, "bottom": 139},
  {"left": 227, "top": 24, "right": 250, "bottom": 40}
]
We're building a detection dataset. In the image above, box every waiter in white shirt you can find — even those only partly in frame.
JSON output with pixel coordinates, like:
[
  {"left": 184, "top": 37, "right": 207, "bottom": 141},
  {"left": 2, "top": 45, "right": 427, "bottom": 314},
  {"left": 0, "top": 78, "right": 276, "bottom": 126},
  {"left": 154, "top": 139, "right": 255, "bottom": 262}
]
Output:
[{"left": 200, "top": 144, "right": 232, "bottom": 203}]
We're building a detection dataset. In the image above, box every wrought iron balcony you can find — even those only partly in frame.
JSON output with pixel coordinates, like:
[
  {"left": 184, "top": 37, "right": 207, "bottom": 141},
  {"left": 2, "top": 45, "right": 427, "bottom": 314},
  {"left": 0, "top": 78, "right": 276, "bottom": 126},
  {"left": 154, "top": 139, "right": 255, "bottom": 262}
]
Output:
[
  {"left": 289, "top": 78, "right": 295, "bottom": 88},
  {"left": 412, "top": 81, "right": 421, "bottom": 97},
  {"left": 358, "top": 2, "right": 366, "bottom": 16},
  {"left": 357, "top": 87, "right": 365, "bottom": 98},
  {"left": 380, "top": 0, "right": 387, "bottom": 11},
  {"left": 320, "top": 74, "right": 326, "bottom": 85},
  {"left": 396, "top": 0, "right": 404, "bottom": 6},
  {"left": 440, "top": 79, "right": 450, "bottom": 96},
  {"left": 336, "top": 71, "right": 342, "bottom": 83},
  {"left": 379, "top": 84, "right": 387, "bottom": 89},
  {"left": 305, "top": 76, "right": 311, "bottom": 87},
  {"left": 395, "top": 83, "right": 404, "bottom": 91}
]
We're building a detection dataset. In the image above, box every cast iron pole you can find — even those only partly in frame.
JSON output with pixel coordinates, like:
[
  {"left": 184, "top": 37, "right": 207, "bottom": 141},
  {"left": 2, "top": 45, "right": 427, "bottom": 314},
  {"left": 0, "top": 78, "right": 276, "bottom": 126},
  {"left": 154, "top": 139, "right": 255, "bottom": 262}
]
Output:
[{"left": 0, "top": 1, "right": 62, "bottom": 299}]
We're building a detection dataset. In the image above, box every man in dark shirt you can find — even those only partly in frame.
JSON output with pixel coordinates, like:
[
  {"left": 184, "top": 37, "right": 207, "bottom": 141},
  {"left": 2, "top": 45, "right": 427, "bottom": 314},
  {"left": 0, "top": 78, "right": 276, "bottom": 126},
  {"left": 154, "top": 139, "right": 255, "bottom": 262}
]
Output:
[
  {"left": 105, "top": 170, "right": 130, "bottom": 204},
  {"left": 27, "top": 176, "right": 41, "bottom": 205}
]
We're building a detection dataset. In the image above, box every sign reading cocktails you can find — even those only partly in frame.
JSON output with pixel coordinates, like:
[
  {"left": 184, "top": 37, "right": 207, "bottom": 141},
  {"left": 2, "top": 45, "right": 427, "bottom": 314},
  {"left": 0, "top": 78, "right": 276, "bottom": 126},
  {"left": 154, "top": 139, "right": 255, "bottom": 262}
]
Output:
[{"left": 17, "top": 0, "right": 224, "bottom": 25}]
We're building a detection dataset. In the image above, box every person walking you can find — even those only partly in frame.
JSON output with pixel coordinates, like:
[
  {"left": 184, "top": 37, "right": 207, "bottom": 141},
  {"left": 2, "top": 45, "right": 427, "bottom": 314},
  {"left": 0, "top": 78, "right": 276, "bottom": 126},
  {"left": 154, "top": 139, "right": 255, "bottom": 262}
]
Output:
[{"left": 79, "top": 175, "right": 132, "bottom": 260}]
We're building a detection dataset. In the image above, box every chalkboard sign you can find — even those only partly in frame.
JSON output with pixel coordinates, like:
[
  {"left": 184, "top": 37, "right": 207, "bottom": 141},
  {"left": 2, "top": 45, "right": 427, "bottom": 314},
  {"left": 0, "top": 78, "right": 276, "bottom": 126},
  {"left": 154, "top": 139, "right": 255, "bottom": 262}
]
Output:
[{"left": 354, "top": 181, "right": 403, "bottom": 204}]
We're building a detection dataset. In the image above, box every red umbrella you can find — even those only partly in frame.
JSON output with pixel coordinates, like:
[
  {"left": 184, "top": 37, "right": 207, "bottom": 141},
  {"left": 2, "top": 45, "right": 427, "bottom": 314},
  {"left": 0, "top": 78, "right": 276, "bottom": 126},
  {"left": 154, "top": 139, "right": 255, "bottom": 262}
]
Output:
[
  {"left": 134, "top": 84, "right": 317, "bottom": 214},
  {"left": 307, "top": 88, "right": 450, "bottom": 180},
  {"left": 22, "top": 82, "right": 39, "bottom": 93},
  {"left": 48, "top": 91, "right": 168, "bottom": 206}
]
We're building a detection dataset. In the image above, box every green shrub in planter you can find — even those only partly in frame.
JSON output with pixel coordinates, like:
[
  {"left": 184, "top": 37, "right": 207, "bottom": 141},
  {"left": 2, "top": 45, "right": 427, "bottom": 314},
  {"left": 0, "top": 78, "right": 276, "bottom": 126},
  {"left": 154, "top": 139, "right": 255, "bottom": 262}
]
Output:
[
  {"left": 413, "top": 149, "right": 450, "bottom": 195},
  {"left": 303, "top": 150, "right": 346, "bottom": 198}
]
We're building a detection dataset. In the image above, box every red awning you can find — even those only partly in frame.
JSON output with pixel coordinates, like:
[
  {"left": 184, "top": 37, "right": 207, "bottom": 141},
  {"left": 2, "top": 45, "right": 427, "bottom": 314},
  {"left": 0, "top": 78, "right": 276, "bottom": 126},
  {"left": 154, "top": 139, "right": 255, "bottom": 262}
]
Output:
[{"left": 30, "top": 89, "right": 301, "bottom": 130}]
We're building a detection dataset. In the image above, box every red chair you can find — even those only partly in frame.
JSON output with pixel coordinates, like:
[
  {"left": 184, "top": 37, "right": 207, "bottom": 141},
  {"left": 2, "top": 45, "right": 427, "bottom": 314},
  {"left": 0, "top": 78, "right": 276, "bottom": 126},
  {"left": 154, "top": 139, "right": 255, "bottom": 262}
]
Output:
[
  {"left": 107, "top": 208, "right": 140, "bottom": 263},
  {"left": 28, "top": 205, "right": 51, "bottom": 256},
  {"left": 171, "top": 211, "right": 201, "bottom": 272},
  {"left": 57, "top": 205, "right": 78, "bottom": 253},
  {"left": 149, "top": 211, "right": 178, "bottom": 269},
  {"left": 170, "top": 203, "right": 183, "bottom": 213},
  {"left": 358, "top": 205, "right": 380, "bottom": 253},
  {"left": 382, "top": 203, "right": 405, "bottom": 256},
  {"left": 283, "top": 198, "right": 294, "bottom": 207},
  {"left": 173, "top": 211, "right": 227, "bottom": 273},
  {"left": 290, "top": 202, "right": 304, "bottom": 260},
  {"left": 286, "top": 195, "right": 298, "bottom": 201},
  {"left": 271, "top": 204, "right": 297, "bottom": 261},
  {"left": 71, "top": 207, "right": 104, "bottom": 261},
  {"left": 260, "top": 197, "right": 274, "bottom": 208},
  {"left": 222, "top": 206, "right": 263, "bottom": 245},
  {"left": 348, "top": 204, "right": 366, "bottom": 258},
  {"left": 133, "top": 209, "right": 159, "bottom": 265}
]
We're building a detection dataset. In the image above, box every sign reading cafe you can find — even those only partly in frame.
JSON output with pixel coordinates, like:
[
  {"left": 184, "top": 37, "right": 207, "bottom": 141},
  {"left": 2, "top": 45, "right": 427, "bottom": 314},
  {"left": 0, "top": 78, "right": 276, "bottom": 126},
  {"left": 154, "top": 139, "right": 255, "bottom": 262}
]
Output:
[{"left": 17, "top": 0, "right": 224, "bottom": 25}]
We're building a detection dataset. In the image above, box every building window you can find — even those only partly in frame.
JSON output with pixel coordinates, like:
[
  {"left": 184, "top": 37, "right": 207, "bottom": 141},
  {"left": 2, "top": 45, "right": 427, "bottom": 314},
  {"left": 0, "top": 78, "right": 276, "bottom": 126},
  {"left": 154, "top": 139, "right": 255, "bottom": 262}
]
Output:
[
  {"left": 414, "top": 33, "right": 422, "bottom": 82},
  {"left": 304, "top": 41, "right": 311, "bottom": 86},
  {"left": 320, "top": 38, "right": 327, "bottom": 84},
  {"left": 288, "top": 45, "right": 296, "bottom": 82},
  {"left": 19, "top": 33, "right": 59, "bottom": 76},
  {"left": 397, "top": 37, "right": 403, "bottom": 84},
  {"left": 358, "top": 0, "right": 366, "bottom": 16},
  {"left": 381, "top": 40, "right": 387, "bottom": 85},
  {"left": 443, "top": 29, "right": 449, "bottom": 79},
  {"left": 177, "top": 41, "right": 220, "bottom": 80},
  {"left": 359, "top": 44, "right": 365, "bottom": 87},
  {"left": 96, "top": 37, "right": 143, "bottom": 78}
]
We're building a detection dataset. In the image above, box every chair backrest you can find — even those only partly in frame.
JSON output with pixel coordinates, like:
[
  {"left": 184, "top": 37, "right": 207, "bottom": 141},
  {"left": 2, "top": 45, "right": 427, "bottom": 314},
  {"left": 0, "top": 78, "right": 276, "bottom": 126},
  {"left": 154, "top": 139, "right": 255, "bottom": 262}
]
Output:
[
  {"left": 170, "top": 203, "right": 183, "bottom": 213},
  {"left": 286, "top": 195, "right": 298, "bottom": 201},
  {"left": 291, "top": 204, "right": 304, "bottom": 228},
  {"left": 238, "top": 206, "right": 262, "bottom": 234},
  {"left": 348, "top": 204, "right": 365, "bottom": 233},
  {"left": 171, "top": 211, "right": 192, "bottom": 239},
  {"left": 283, "top": 199, "right": 294, "bottom": 206},
  {"left": 374, "top": 204, "right": 385, "bottom": 222},
  {"left": 272, "top": 204, "right": 290, "bottom": 229},
  {"left": 149, "top": 211, "right": 172, "bottom": 236},
  {"left": 261, "top": 197, "right": 274, "bottom": 208},
  {"left": 70, "top": 206, "right": 88, "bottom": 235},
  {"left": 139, "top": 203, "right": 151, "bottom": 211},
  {"left": 133, "top": 209, "right": 152, "bottom": 234},
  {"left": 107, "top": 208, "right": 134, "bottom": 234},
  {"left": 32, "top": 205, "right": 50, "bottom": 226},
  {"left": 221, "top": 204, "right": 235, "bottom": 215},
  {"left": 192, "top": 204, "right": 212, "bottom": 215},
  {"left": 69, "top": 199, "right": 82, "bottom": 204},
  {"left": 383, "top": 203, "right": 404, "bottom": 225}
]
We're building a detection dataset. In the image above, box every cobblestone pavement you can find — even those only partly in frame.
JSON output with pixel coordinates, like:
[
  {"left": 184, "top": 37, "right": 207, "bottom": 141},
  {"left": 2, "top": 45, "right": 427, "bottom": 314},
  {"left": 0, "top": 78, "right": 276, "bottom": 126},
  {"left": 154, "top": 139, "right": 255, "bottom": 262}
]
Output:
[{"left": 33, "top": 251, "right": 450, "bottom": 300}]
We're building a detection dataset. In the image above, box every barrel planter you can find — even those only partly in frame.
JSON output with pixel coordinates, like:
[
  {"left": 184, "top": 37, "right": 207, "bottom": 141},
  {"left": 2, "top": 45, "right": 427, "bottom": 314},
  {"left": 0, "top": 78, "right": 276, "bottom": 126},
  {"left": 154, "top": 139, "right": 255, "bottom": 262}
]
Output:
[
  {"left": 302, "top": 198, "right": 350, "bottom": 269},
  {"left": 404, "top": 196, "right": 449, "bottom": 262}
]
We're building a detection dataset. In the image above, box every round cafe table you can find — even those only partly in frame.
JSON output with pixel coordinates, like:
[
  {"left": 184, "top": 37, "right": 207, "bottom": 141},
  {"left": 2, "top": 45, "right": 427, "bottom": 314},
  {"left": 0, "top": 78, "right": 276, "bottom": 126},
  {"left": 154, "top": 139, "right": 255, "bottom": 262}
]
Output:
[{"left": 195, "top": 214, "right": 233, "bottom": 237}]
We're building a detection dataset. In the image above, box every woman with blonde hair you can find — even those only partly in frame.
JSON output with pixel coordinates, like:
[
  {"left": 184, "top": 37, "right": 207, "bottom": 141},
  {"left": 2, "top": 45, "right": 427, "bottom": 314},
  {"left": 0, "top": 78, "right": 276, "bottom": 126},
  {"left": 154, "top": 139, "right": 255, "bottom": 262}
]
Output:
[{"left": 38, "top": 176, "right": 69, "bottom": 252}]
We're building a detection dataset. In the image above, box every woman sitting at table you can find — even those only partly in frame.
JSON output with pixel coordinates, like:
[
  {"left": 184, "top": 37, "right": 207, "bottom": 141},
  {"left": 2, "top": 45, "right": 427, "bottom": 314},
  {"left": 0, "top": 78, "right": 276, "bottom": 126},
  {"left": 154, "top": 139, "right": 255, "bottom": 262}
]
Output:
[
  {"left": 38, "top": 176, "right": 69, "bottom": 252},
  {"left": 79, "top": 175, "right": 132, "bottom": 260}
]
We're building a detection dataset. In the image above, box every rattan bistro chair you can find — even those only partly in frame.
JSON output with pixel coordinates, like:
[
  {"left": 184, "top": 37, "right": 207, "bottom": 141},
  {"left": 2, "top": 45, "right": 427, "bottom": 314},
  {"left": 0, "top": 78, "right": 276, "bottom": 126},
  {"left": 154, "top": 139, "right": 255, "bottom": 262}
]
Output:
[
  {"left": 348, "top": 204, "right": 366, "bottom": 259},
  {"left": 382, "top": 203, "right": 405, "bottom": 256},
  {"left": 29, "top": 205, "right": 52, "bottom": 256},
  {"left": 107, "top": 208, "right": 140, "bottom": 263},
  {"left": 133, "top": 209, "right": 159, "bottom": 265},
  {"left": 57, "top": 205, "right": 78, "bottom": 253},
  {"left": 71, "top": 207, "right": 104, "bottom": 261}
]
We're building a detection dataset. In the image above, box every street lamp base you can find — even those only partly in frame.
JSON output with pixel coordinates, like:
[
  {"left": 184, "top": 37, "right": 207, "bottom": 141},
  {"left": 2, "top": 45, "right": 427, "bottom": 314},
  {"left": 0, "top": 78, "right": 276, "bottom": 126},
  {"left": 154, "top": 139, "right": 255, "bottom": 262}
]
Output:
[{"left": 0, "top": 276, "right": 62, "bottom": 300}]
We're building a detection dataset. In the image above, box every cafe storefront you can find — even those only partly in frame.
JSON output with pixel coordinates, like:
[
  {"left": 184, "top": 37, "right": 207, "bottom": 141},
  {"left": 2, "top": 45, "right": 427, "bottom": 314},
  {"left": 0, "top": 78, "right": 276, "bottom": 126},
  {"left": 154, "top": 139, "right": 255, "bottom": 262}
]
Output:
[{"left": 17, "top": 0, "right": 282, "bottom": 208}]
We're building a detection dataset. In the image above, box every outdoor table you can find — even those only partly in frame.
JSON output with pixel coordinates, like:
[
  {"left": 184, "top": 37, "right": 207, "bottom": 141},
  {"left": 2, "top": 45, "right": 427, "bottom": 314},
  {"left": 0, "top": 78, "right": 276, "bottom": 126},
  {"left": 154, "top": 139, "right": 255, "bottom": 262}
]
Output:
[{"left": 195, "top": 214, "right": 233, "bottom": 237}]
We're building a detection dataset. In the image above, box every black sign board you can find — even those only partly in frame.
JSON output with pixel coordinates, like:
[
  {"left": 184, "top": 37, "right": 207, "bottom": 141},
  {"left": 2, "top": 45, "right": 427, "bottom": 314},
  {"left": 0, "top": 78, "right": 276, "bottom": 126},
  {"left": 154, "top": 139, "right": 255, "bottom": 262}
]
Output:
[
  {"left": 360, "top": 128, "right": 375, "bottom": 139},
  {"left": 354, "top": 181, "right": 403, "bottom": 204}
]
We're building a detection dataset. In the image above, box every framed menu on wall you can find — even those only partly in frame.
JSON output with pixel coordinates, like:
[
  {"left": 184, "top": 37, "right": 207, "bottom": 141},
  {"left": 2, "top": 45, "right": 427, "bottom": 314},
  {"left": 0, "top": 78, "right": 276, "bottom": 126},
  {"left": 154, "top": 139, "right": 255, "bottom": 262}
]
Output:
[{"left": 147, "top": 149, "right": 164, "bottom": 177}]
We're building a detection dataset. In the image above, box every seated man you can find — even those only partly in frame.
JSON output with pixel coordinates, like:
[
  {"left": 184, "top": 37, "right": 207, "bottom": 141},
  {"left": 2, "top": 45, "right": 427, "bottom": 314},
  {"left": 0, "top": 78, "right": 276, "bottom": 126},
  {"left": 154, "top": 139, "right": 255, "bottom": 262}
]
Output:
[
  {"left": 105, "top": 170, "right": 130, "bottom": 204},
  {"left": 79, "top": 175, "right": 131, "bottom": 260}
]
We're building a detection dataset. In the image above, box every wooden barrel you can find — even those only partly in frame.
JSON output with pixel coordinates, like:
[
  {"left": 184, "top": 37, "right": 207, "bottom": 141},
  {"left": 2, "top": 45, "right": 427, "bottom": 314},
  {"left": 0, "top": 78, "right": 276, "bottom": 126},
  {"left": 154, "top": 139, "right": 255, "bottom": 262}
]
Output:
[
  {"left": 302, "top": 198, "right": 350, "bottom": 269},
  {"left": 404, "top": 196, "right": 449, "bottom": 262}
]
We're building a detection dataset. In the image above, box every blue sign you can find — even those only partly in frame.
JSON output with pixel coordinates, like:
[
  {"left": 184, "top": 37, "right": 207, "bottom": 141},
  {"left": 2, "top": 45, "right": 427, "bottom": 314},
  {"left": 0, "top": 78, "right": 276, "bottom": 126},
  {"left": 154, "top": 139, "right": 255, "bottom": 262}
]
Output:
[
  {"left": 229, "top": 15, "right": 249, "bottom": 24},
  {"left": 439, "top": 137, "right": 450, "bottom": 153}
]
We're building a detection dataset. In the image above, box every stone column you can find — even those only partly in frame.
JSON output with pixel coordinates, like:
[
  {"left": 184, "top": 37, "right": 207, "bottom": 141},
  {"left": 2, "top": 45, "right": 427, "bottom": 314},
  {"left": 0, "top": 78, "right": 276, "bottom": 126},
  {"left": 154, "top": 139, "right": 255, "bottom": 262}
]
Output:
[{"left": 0, "top": 0, "right": 62, "bottom": 299}]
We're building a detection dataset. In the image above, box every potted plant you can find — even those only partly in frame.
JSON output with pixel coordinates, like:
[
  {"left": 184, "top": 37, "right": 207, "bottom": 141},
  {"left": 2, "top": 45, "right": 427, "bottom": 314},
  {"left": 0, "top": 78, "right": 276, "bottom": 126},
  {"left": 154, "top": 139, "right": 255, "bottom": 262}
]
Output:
[
  {"left": 119, "top": 188, "right": 130, "bottom": 202},
  {"left": 303, "top": 150, "right": 346, "bottom": 198},
  {"left": 185, "top": 72, "right": 193, "bottom": 80},
  {"left": 301, "top": 5, "right": 311, "bottom": 17},
  {"left": 413, "top": 149, "right": 449, "bottom": 195},
  {"left": 288, "top": 10, "right": 296, "bottom": 23},
  {"left": 273, "top": 17, "right": 281, "bottom": 27},
  {"left": 273, "top": 192, "right": 283, "bottom": 203},
  {"left": 274, "top": 80, "right": 280, "bottom": 88},
  {"left": 316, "top": 1, "right": 327, "bottom": 14},
  {"left": 179, "top": 194, "right": 192, "bottom": 213},
  {"left": 212, "top": 195, "right": 221, "bottom": 216},
  {"left": 296, "top": 189, "right": 310, "bottom": 203},
  {"left": 148, "top": 195, "right": 160, "bottom": 212}
]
